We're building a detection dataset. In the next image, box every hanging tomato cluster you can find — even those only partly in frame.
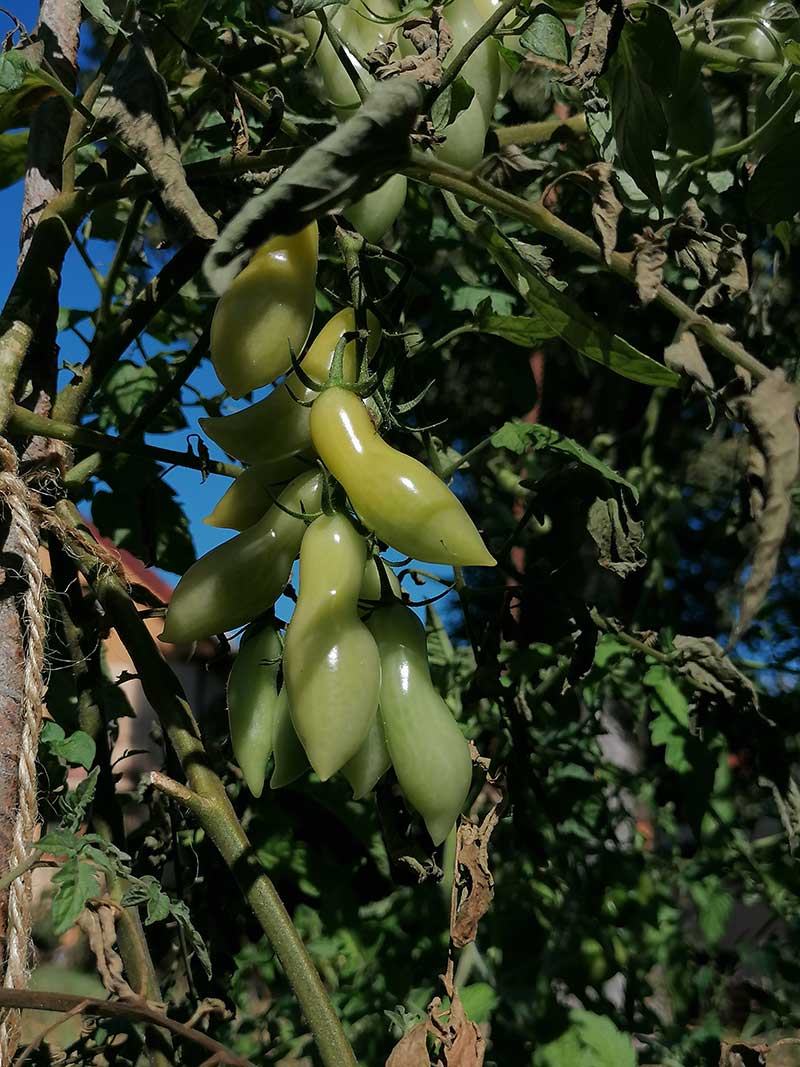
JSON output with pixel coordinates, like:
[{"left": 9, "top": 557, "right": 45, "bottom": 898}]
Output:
[{"left": 161, "top": 163, "right": 495, "bottom": 842}]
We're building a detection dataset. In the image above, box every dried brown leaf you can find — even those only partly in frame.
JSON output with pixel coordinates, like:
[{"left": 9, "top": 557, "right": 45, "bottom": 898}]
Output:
[
  {"left": 587, "top": 494, "right": 645, "bottom": 577},
  {"left": 697, "top": 223, "right": 748, "bottom": 310},
  {"left": 77, "top": 905, "right": 137, "bottom": 1000},
  {"left": 669, "top": 200, "right": 748, "bottom": 309},
  {"left": 568, "top": 0, "right": 624, "bottom": 88},
  {"left": 732, "top": 369, "right": 800, "bottom": 642},
  {"left": 451, "top": 806, "right": 499, "bottom": 949},
  {"left": 386, "top": 1022, "right": 431, "bottom": 1066},
  {"left": 378, "top": 8, "right": 452, "bottom": 87},
  {"left": 565, "top": 162, "right": 622, "bottom": 263},
  {"left": 435, "top": 983, "right": 486, "bottom": 1067},
  {"left": 664, "top": 331, "right": 714, "bottom": 392},
  {"left": 632, "top": 225, "right": 668, "bottom": 304},
  {"left": 97, "top": 33, "right": 217, "bottom": 240},
  {"left": 672, "top": 635, "right": 759, "bottom": 714}
]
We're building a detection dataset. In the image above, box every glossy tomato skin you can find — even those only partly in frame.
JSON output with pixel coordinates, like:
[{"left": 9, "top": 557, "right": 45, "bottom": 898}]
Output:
[
  {"left": 160, "top": 470, "right": 322, "bottom": 644},
  {"left": 202, "top": 307, "right": 381, "bottom": 467},
  {"left": 210, "top": 223, "right": 319, "bottom": 398},
  {"left": 342, "top": 714, "right": 392, "bottom": 798},
  {"left": 367, "top": 603, "right": 473, "bottom": 845},
  {"left": 310, "top": 387, "right": 495, "bottom": 567},
  {"left": 204, "top": 454, "right": 315, "bottom": 532},
  {"left": 227, "top": 622, "right": 282, "bottom": 797},
  {"left": 344, "top": 174, "right": 409, "bottom": 243},
  {"left": 283, "top": 513, "right": 382, "bottom": 781},
  {"left": 270, "top": 687, "right": 309, "bottom": 789},
  {"left": 474, "top": 0, "right": 521, "bottom": 95},
  {"left": 359, "top": 554, "right": 402, "bottom": 612}
]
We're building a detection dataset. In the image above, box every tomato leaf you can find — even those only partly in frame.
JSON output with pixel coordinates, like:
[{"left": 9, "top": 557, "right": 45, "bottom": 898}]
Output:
[
  {"left": 51, "top": 858, "right": 101, "bottom": 935},
  {"left": 482, "top": 226, "right": 679, "bottom": 387},
  {"left": 534, "top": 1010, "right": 636, "bottom": 1067},
  {"left": 520, "top": 6, "right": 570, "bottom": 64},
  {"left": 431, "top": 76, "right": 474, "bottom": 132},
  {"left": 748, "top": 128, "right": 800, "bottom": 223},
  {"left": 0, "top": 130, "right": 28, "bottom": 190},
  {"left": 40, "top": 722, "right": 97, "bottom": 770}
]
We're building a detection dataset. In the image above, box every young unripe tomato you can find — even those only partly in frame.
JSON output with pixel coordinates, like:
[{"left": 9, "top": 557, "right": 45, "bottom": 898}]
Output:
[
  {"left": 342, "top": 715, "right": 392, "bottom": 798},
  {"left": 310, "top": 387, "right": 495, "bottom": 567},
  {"left": 283, "top": 513, "right": 382, "bottom": 780},
  {"left": 160, "top": 470, "right": 322, "bottom": 643},
  {"left": 227, "top": 622, "right": 282, "bottom": 797},
  {"left": 204, "top": 454, "right": 315, "bottom": 532},
  {"left": 344, "top": 175, "right": 409, "bottom": 244},
  {"left": 270, "top": 688, "right": 309, "bottom": 789},
  {"left": 210, "top": 223, "right": 319, "bottom": 398},
  {"left": 367, "top": 603, "right": 473, "bottom": 845},
  {"left": 202, "top": 307, "right": 381, "bottom": 467}
]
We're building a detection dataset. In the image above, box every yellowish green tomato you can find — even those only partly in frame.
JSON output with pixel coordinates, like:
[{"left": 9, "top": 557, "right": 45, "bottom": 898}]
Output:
[
  {"left": 474, "top": 0, "right": 521, "bottom": 96},
  {"left": 204, "top": 454, "right": 315, "bottom": 531},
  {"left": 359, "top": 553, "right": 402, "bottom": 611},
  {"left": 160, "top": 470, "right": 322, "bottom": 643},
  {"left": 310, "top": 387, "right": 495, "bottom": 567},
  {"left": 367, "top": 603, "right": 473, "bottom": 845},
  {"left": 210, "top": 223, "right": 319, "bottom": 399},
  {"left": 283, "top": 512, "right": 381, "bottom": 780},
  {"left": 342, "top": 713, "right": 392, "bottom": 798},
  {"left": 202, "top": 307, "right": 381, "bottom": 466},
  {"left": 343, "top": 174, "right": 409, "bottom": 243},
  {"left": 227, "top": 622, "right": 282, "bottom": 797},
  {"left": 270, "top": 687, "right": 310, "bottom": 789}
]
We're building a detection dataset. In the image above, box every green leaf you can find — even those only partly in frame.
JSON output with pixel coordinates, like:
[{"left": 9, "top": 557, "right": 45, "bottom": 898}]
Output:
[
  {"left": 474, "top": 309, "right": 557, "bottom": 347},
  {"left": 431, "top": 76, "right": 475, "bottom": 132},
  {"left": 40, "top": 722, "right": 95, "bottom": 768},
  {"left": 205, "top": 77, "right": 424, "bottom": 294},
  {"left": 171, "top": 899, "right": 212, "bottom": 977},
  {"left": 748, "top": 129, "right": 800, "bottom": 223},
  {"left": 0, "top": 130, "right": 28, "bottom": 190},
  {"left": 59, "top": 767, "right": 100, "bottom": 832},
  {"left": 51, "top": 858, "right": 100, "bottom": 935},
  {"left": 80, "top": 0, "right": 129, "bottom": 35},
  {"left": 491, "top": 420, "right": 638, "bottom": 498},
  {"left": 35, "top": 830, "right": 84, "bottom": 856},
  {"left": 497, "top": 43, "right": 523, "bottom": 72},
  {"left": 0, "top": 45, "right": 73, "bottom": 134},
  {"left": 483, "top": 227, "right": 679, "bottom": 387},
  {"left": 535, "top": 1010, "right": 636, "bottom": 1067},
  {"left": 602, "top": 4, "right": 681, "bottom": 205},
  {"left": 122, "top": 875, "right": 172, "bottom": 925},
  {"left": 690, "top": 876, "right": 733, "bottom": 947},
  {"left": 645, "top": 664, "right": 691, "bottom": 773},
  {"left": 520, "top": 6, "right": 570, "bottom": 64}
]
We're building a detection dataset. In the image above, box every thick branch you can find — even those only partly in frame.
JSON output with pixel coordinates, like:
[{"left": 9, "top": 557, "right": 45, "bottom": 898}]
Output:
[{"left": 405, "top": 153, "right": 771, "bottom": 383}]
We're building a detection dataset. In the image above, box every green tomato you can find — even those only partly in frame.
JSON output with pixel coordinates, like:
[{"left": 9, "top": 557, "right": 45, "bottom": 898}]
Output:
[
  {"left": 160, "top": 470, "right": 322, "bottom": 644},
  {"left": 342, "top": 713, "right": 392, "bottom": 798},
  {"left": 435, "top": 97, "right": 491, "bottom": 171},
  {"left": 473, "top": 0, "right": 520, "bottom": 96},
  {"left": 270, "top": 687, "right": 309, "bottom": 789},
  {"left": 204, "top": 454, "right": 316, "bottom": 532},
  {"left": 310, "top": 387, "right": 495, "bottom": 567},
  {"left": 284, "top": 512, "right": 381, "bottom": 780},
  {"left": 359, "top": 553, "right": 402, "bottom": 612},
  {"left": 343, "top": 174, "right": 408, "bottom": 243},
  {"left": 227, "top": 622, "right": 282, "bottom": 797},
  {"left": 210, "top": 223, "right": 319, "bottom": 399},
  {"left": 367, "top": 603, "right": 473, "bottom": 845},
  {"left": 201, "top": 307, "right": 381, "bottom": 466}
]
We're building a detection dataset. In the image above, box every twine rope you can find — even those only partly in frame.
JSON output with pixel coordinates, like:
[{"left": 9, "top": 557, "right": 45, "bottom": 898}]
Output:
[{"left": 0, "top": 438, "right": 47, "bottom": 1063}]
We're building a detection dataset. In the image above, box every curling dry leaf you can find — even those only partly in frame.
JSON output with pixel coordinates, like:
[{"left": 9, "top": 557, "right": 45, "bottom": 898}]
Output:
[
  {"left": 77, "top": 905, "right": 137, "bottom": 1000},
  {"left": 562, "top": 162, "right": 622, "bottom": 263},
  {"left": 432, "top": 983, "right": 485, "bottom": 1067},
  {"left": 96, "top": 33, "right": 217, "bottom": 241},
  {"left": 632, "top": 225, "right": 667, "bottom": 304},
  {"left": 386, "top": 1023, "right": 431, "bottom": 1066},
  {"left": 732, "top": 369, "right": 800, "bottom": 642},
  {"left": 664, "top": 331, "right": 714, "bottom": 392},
  {"left": 568, "top": 0, "right": 624, "bottom": 88},
  {"left": 587, "top": 494, "right": 645, "bottom": 577},
  {"left": 452, "top": 806, "right": 500, "bottom": 948},
  {"left": 377, "top": 8, "right": 453, "bottom": 87},
  {"left": 672, "top": 635, "right": 758, "bottom": 715},
  {"left": 669, "top": 200, "right": 748, "bottom": 309}
]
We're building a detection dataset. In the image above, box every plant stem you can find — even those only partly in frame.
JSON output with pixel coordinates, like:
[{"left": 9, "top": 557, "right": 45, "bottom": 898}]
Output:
[
  {"left": 54, "top": 502, "right": 359, "bottom": 1067},
  {"left": 318, "top": 9, "right": 370, "bottom": 101},
  {"left": 494, "top": 112, "right": 588, "bottom": 148},
  {"left": 434, "top": 0, "right": 518, "bottom": 98},
  {"left": 8, "top": 404, "right": 241, "bottom": 479},
  {"left": 404, "top": 152, "right": 771, "bottom": 383},
  {"left": 98, "top": 196, "right": 148, "bottom": 325}
]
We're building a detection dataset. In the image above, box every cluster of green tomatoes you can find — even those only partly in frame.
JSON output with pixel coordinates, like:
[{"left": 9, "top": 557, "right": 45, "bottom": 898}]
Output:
[{"left": 160, "top": 216, "right": 495, "bottom": 846}]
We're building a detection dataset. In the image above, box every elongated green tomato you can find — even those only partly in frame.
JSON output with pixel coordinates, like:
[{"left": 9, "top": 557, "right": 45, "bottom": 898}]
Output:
[
  {"left": 283, "top": 513, "right": 381, "bottom": 780},
  {"left": 227, "top": 622, "right": 282, "bottom": 797},
  {"left": 270, "top": 687, "right": 310, "bottom": 789},
  {"left": 359, "top": 554, "right": 402, "bottom": 612},
  {"left": 201, "top": 308, "right": 381, "bottom": 466},
  {"left": 205, "top": 454, "right": 315, "bottom": 531},
  {"left": 474, "top": 0, "right": 520, "bottom": 96},
  {"left": 310, "top": 387, "right": 495, "bottom": 567},
  {"left": 342, "top": 714, "right": 391, "bottom": 798},
  {"left": 210, "top": 223, "right": 319, "bottom": 399},
  {"left": 367, "top": 603, "right": 472, "bottom": 845},
  {"left": 344, "top": 174, "right": 408, "bottom": 243},
  {"left": 160, "top": 471, "right": 322, "bottom": 643}
]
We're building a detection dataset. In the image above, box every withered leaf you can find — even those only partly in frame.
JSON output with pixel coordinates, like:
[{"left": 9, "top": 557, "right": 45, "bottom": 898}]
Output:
[
  {"left": 452, "top": 806, "right": 500, "bottom": 948},
  {"left": 587, "top": 494, "right": 645, "bottom": 577},
  {"left": 697, "top": 223, "right": 748, "bottom": 310},
  {"left": 77, "top": 905, "right": 137, "bottom": 1000},
  {"left": 563, "top": 162, "right": 622, "bottom": 263},
  {"left": 96, "top": 33, "right": 217, "bottom": 241},
  {"left": 386, "top": 1022, "right": 431, "bottom": 1066},
  {"left": 669, "top": 200, "right": 748, "bottom": 309},
  {"left": 672, "top": 635, "right": 759, "bottom": 715},
  {"left": 664, "top": 330, "right": 714, "bottom": 392},
  {"left": 732, "top": 369, "right": 800, "bottom": 642},
  {"left": 568, "top": 0, "right": 624, "bottom": 88},
  {"left": 632, "top": 225, "right": 668, "bottom": 304}
]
